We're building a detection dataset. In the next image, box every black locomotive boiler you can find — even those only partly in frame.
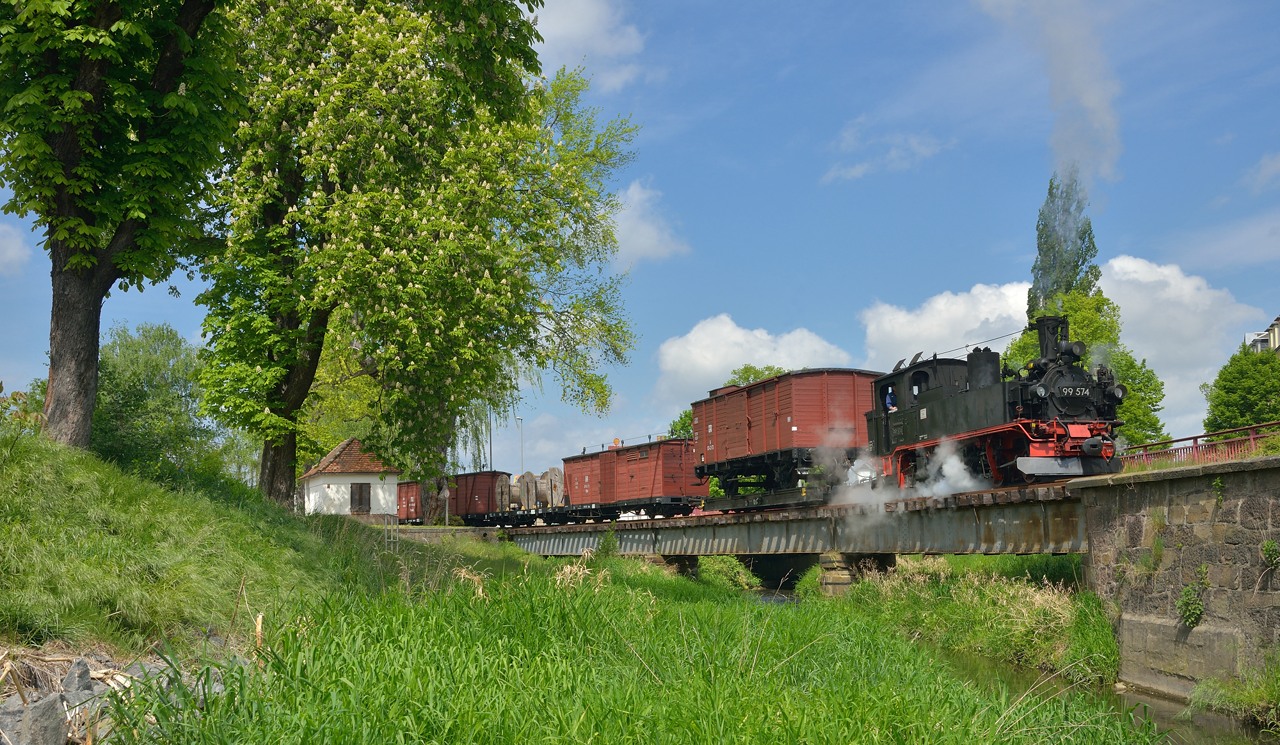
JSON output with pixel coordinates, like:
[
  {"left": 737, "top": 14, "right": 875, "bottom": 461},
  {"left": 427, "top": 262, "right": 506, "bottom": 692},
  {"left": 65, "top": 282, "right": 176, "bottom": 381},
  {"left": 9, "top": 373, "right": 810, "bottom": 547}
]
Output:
[{"left": 865, "top": 315, "right": 1127, "bottom": 489}]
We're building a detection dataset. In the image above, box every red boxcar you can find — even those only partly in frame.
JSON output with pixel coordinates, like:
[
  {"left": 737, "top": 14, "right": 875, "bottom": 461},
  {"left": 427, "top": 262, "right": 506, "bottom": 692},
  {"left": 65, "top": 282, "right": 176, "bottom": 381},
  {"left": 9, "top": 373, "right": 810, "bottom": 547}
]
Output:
[
  {"left": 691, "top": 368, "right": 881, "bottom": 495},
  {"left": 449, "top": 471, "right": 511, "bottom": 518},
  {"left": 563, "top": 438, "right": 706, "bottom": 517},
  {"left": 397, "top": 481, "right": 424, "bottom": 524}
]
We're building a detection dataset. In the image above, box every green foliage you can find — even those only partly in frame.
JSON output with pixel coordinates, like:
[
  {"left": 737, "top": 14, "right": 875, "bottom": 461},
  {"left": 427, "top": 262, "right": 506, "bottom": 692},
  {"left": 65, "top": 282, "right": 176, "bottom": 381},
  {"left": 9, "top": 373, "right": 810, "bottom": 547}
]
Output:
[
  {"left": 0, "top": 434, "right": 470, "bottom": 650},
  {"left": 724, "top": 363, "right": 790, "bottom": 387},
  {"left": 1201, "top": 344, "right": 1280, "bottom": 434},
  {"left": 1190, "top": 648, "right": 1280, "bottom": 729},
  {"left": 1213, "top": 476, "right": 1226, "bottom": 506},
  {"left": 0, "top": 0, "right": 241, "bottom": 279},
  {"left": 89, "top": 323, "right": 256, "bottom": 485},
  {"left": 945, "top": 554, "right": 1083, "bottom": 589},
  {"left": 1005, "top": 290, "right": 1169, "bottom": 445},
  {"left": 668, "top": 409, "right": 694, "bottom": 439},
  {"left": 295, "top": 328, "right": 380, "bottom": 470},
  {"left": 1027, "top": 167, "right": 1101, "bottom": 317},
  {"left": 1176, "top": 564, "right": 1210, "bottom": 628},
  {"left": 793, "top": 563, "right": 825, "bottom": 600},
  {"left": 200, "top": 22, "right": 636, "bottom": 492},
  {"left": 847, "top": 557, "right": 1122, "bottom": 686},
  {"left": 1262, "top": 540, "right": 1280, "bottom": 571},
  {"left": 697, "top": 555, "right": 762, "bottom": 591},
  {"left": 595, "top": 528, "right": 619, "bottom": 559},
  {"left": 107, "top": 569, "right": 1159, "bottom": 745}
]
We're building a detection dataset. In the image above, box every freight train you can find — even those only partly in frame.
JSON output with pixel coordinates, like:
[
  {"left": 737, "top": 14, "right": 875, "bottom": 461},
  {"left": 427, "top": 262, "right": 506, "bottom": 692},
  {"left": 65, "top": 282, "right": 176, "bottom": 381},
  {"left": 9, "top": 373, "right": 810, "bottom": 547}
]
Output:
[{"left": 399, "top": 315, "right": 1125, "bottom": 525}]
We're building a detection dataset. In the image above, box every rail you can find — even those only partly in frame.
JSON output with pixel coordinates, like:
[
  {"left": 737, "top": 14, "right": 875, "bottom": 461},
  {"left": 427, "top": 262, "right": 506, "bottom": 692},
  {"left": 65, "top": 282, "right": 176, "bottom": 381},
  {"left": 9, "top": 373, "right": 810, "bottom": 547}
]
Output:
[{"left": 1121, "top": 421, "right": 1280, "bottom": 467}]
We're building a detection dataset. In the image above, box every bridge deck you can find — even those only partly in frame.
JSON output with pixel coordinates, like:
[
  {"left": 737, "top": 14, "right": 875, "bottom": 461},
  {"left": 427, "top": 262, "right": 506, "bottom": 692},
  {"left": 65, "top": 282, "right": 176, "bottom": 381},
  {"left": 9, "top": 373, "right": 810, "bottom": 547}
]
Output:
[{"left": 506, "top": 485, "right": 1085, "bottom": 556}]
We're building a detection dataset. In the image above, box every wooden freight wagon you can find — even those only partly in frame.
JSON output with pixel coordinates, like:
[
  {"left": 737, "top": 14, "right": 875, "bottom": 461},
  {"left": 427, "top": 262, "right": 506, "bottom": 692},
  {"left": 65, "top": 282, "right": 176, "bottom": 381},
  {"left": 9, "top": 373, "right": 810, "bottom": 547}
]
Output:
[
  {"left": 691, "top": 368, "right": 881, "bottom": 498},
  {"left": 397, "top": 481, "right": 424, "bottom": 524},
  {"left": 449, "top": 471, "right": 511, "bottom": 519},
  {"left": 563, "top": 439, "right": 706, "bottom": 520}
]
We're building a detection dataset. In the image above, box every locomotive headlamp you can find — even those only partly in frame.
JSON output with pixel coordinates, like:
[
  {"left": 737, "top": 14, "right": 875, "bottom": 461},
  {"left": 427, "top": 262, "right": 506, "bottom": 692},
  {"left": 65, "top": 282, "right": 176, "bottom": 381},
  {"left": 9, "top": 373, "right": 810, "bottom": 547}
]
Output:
[
  {"left": 1034, "top": 384, "right": 1048, "bottom": 398},
  {"left": 1106, "top": 384, "right": 1128, "bottom": 402},
  {"left": 1058, "top": 340, "right": 1087, "bottom": 359}
]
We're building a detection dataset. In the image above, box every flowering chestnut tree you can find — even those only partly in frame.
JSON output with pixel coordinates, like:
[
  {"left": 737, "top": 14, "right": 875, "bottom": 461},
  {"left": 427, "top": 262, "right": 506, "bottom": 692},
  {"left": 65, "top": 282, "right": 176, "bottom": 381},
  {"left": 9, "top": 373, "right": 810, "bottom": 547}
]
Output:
[{"left": 199, "top": 0, "right": 635, "bottom": 503}]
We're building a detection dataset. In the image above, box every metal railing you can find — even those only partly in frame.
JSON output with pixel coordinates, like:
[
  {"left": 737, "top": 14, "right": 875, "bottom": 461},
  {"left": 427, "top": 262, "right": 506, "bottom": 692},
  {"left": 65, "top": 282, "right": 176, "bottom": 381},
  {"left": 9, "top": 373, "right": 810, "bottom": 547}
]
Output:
[{"left": 1121, "top": 421, "right": 1280, "bottom": 467}]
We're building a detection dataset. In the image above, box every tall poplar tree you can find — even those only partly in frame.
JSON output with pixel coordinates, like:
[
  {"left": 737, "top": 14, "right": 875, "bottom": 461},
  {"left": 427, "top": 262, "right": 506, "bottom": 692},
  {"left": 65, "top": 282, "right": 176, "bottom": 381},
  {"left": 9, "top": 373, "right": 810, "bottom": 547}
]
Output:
[
  {"left": 0, "top": 0, "right": 242, "bottom": 447},
  {"left": 1027, "top": 167, "right": 1102, "bottom": 318}
]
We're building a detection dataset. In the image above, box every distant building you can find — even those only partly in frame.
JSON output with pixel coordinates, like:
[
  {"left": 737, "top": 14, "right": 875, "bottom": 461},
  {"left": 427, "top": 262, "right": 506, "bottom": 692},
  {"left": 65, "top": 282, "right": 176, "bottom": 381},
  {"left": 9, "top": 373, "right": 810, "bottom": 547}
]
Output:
[
  {"left": 299, "top": 438, "right": 399, "bottom": 516},
  {"left": 1246, "top": 316, "right": 1280, "bottom": 354}
]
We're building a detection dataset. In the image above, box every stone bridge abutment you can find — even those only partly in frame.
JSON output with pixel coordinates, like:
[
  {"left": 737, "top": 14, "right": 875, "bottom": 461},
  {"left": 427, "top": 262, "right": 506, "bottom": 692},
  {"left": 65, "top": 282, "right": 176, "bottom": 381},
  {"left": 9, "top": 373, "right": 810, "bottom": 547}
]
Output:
[{"left": 1070, "top": 456, "right": 1280, "bottom": 699}]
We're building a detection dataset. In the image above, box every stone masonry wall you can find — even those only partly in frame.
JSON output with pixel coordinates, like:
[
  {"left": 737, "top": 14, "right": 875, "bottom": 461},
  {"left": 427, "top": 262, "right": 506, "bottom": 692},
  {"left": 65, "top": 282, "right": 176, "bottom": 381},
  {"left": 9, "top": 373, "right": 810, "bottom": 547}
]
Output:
[{"left": 1070, "top": 456, "right": 1280, "bottom": 699}]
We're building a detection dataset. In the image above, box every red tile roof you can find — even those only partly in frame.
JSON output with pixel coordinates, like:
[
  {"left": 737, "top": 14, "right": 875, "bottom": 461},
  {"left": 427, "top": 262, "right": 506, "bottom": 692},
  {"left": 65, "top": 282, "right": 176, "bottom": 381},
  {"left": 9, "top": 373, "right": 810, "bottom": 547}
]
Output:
[{"left": 300, "top": 438, "right": 400, "bottom": 480}]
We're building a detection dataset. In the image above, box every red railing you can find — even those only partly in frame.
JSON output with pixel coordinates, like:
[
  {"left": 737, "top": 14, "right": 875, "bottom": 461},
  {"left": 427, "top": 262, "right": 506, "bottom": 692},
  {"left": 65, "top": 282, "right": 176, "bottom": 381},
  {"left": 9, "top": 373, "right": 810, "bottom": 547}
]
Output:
[{"left": 1121, "top": 421, "right": 1280, "bottom": 467}]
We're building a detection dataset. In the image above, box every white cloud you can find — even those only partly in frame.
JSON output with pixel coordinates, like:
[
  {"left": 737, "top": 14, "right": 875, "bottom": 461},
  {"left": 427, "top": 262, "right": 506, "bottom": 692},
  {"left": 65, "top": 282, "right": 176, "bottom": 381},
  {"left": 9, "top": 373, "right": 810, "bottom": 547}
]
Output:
[
  {"left": 1245, "top": 152, "right": 1280, "bottom": 193},
  {"left": 1098, "top": 255, "right": 1263, "bottom": 438},
  {"left": 824, "top": 116, "right": 948, "bottom": 184},
  {"left": 0, "top": 223, "right": 32, "bottom": 277},
  {"left": 535, "top": 0, "right": 646, "bottom": 92},
  {"left": 977, "top": 0, "right": 1122, "bottom": 182},
  {"left": 653, "top": 314, "right": 852, "bottom": 414},
  {"left": 858, "top": 283, "right": 1030, "bottom": 371},
  {"left": 614, "top": 181, "right": 691, "bottom": 266},
  {"left": 1165, "top": 208, "right": 1280, "bottom": 271}
]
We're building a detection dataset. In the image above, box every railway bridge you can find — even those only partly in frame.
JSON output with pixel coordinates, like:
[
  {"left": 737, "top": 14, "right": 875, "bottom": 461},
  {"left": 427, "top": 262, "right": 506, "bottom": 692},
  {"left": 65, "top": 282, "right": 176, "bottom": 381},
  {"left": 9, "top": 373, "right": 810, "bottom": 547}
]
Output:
[{"left": 505, "top": 457, "right": 1280, "bottom": 701}]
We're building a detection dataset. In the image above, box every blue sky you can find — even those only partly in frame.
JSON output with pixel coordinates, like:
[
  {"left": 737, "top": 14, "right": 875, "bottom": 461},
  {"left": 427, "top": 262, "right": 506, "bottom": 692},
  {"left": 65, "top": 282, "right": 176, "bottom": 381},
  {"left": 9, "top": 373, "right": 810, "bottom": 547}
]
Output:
[{"left": 2, "top": 0, "right": 1278, "bottom": 476}]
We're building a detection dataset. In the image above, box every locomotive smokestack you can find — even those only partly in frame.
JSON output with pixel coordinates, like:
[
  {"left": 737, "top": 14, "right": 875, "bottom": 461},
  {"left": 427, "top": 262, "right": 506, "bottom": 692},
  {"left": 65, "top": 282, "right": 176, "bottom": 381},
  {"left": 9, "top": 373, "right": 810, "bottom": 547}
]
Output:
[{"left": 1032, "top": 316, "right": 1070, "bottom": 360}]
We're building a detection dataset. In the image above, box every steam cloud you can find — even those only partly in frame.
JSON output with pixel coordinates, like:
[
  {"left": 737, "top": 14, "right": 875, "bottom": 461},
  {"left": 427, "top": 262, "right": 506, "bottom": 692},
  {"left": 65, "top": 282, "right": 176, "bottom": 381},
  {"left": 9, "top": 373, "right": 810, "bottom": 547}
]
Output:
[{"left": 978, "top": 0, "right": 1121, "bottom": 182}]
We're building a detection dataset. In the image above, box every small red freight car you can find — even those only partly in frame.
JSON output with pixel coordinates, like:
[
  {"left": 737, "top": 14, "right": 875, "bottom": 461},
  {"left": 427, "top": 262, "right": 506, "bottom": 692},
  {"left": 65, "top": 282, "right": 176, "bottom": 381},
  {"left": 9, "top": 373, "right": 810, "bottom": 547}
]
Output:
[
  {"left": 449, "top": 471, "right": 512, "bottom": 519},
  {"left": 691, "top": 368, "right": 881, "bottom": 503},
  {"left": 397, "top": 481, "right": 425, "bottom": 524},
  {"left": 563, "top": 438, "right": 707, "bottom": 519}
]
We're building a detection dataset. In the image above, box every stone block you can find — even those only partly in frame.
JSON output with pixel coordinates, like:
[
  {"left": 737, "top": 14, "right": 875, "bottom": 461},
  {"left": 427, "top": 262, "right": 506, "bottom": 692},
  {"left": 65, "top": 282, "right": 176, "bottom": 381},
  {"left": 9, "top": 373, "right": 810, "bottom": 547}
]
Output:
[
  {"left": 20, "top": 693, "right": 69, "bottom": 745},
  {"left": 1240, "top": 497, "right": 1271, "bottom": 530},
  {"left": 1208, "top": 564, "right": 1241, "bottom": 591},
  {"left": 62, "top": 658, "right": 92, "bottom": 692}
]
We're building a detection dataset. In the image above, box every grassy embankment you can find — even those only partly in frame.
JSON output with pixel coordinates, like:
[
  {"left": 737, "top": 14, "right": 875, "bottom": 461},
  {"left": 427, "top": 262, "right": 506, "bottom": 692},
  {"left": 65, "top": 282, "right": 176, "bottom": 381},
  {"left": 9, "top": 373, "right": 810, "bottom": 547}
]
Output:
[{"left": 3, "top": 431, "right": 1164, "bottom": 742}]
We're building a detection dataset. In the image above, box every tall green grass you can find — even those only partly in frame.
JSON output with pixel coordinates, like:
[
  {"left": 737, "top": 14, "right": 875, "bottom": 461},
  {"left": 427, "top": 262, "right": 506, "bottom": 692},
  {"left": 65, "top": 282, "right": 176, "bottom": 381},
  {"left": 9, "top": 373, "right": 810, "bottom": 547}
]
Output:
[
  {"left": 110, "top": 564, "right": 1160, "bottom": 744},
  {"left": 839, "top": 556, "right": 1120, "bottom": 686},
  {"left": 0, "top": 432, "right": 522, "bottom": 651}
]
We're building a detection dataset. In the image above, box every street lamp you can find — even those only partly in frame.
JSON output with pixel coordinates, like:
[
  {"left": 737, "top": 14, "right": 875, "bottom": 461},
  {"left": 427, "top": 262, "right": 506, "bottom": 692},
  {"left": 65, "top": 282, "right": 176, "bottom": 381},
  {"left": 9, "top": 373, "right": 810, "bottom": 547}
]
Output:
[{"left": 516, "top": 416, "right": 526, "bottom": 508}]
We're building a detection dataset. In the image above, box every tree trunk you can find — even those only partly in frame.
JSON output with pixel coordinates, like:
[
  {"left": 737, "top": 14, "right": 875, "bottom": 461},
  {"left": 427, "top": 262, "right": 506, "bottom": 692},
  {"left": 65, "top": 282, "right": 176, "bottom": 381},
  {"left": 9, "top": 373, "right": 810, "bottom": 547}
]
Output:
[
  {"left": 260, "top": 431, "right": 300, "bottom": 509},
  {"left": 44, "top": 258, "right": 113, "bottom": 447}
]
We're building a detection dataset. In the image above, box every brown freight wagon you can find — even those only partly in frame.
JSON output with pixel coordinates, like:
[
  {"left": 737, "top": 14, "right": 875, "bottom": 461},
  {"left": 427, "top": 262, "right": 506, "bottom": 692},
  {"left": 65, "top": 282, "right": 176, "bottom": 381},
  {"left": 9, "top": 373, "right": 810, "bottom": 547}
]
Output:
[
  {"left": 397, "top": 481, "right": 424, "bottom": 524},
  {"left": 449, "top": 471, "right": 512, "bottom": 519},
  {"left": 563, "top": 438, "right": 706, "bottom": 519},
  {"left": 691, "top": 368, "right": 881, "bottom": 497}
]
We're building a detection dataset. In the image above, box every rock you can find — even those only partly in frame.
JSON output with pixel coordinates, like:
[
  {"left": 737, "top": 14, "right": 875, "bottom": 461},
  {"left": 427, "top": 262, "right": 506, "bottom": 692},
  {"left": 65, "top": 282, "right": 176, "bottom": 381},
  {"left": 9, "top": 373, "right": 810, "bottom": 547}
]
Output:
[
  {"left": 61, "top": 658, "right": 92, "bottom": 692},
  {"left": 19, "top": 693, "right": 68, "bottom": 745}
]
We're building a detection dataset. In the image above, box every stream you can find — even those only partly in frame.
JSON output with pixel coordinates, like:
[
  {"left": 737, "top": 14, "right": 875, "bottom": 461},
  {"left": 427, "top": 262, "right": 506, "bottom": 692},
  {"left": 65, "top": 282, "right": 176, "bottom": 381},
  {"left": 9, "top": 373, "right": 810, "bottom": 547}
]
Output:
[{"left": 938, "top": 648, "right": 1277, "bottom": 744}]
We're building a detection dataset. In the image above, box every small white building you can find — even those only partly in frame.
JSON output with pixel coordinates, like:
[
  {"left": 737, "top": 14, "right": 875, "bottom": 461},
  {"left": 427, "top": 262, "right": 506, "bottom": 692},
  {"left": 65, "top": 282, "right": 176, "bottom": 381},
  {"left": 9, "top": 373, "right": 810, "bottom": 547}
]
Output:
[{"left": 299, "top": 438, "right": 399, "bottom": 516}]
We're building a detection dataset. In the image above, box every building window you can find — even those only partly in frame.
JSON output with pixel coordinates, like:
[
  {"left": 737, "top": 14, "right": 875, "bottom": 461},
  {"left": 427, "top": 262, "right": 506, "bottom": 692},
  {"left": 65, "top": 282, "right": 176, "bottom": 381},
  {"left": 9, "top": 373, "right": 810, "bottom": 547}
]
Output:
[{"left": 351, "top": 482, "right": 371, "bottom": 514}]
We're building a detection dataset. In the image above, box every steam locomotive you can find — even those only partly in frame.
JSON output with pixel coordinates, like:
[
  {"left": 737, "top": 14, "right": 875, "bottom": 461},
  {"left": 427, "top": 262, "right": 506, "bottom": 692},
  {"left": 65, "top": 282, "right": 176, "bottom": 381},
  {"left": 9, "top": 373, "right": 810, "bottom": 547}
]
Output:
[{"left": 864, "top": 315, "right": 1126, "bottom": 489}]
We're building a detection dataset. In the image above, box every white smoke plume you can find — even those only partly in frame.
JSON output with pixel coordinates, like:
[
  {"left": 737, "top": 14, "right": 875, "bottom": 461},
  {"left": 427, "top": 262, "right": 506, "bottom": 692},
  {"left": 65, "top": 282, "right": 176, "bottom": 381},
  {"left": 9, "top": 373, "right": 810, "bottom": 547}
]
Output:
[
  {"left": 978, "top": 0, "right": 1122, "bottom": 182},
  {"left": 912, "top": 439, "right": 992, "bottom": 498}
]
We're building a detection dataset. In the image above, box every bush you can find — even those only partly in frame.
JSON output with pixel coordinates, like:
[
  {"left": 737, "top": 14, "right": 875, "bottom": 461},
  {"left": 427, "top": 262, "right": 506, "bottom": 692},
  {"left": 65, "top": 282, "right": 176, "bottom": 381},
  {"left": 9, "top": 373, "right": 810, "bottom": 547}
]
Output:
[{"left": 697, "top": 555, "right": 760, "bottom": 591}]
